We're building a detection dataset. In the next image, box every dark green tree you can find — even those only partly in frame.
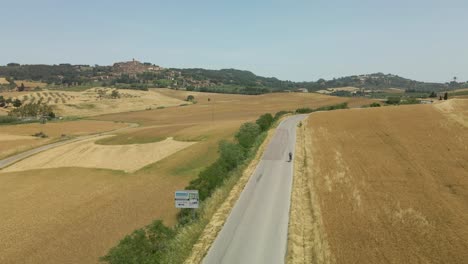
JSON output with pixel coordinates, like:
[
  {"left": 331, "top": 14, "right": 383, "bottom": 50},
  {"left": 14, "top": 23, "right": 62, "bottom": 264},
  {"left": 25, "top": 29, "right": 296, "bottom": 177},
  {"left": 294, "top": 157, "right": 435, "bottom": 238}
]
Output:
[
  {"left": 18, "top": 83, "right": 25, "bottom": 92},
  {"left": 235, "top": 122, "right": 260, "bottom": 149},
  {"left": 219, "top": 141, "right": 245, "bottom": 170},
  {"left": 444, "top": 92, "right": 448, "bottom": 100},
  {"left": 256, "top": 113, "right": 274, "bottom": 131},
  {"left": 12, "top": 99, "right": 22, "bottom": 107},
  {"left": 111, "top": 90, "right": 120, "bottom": 99}
]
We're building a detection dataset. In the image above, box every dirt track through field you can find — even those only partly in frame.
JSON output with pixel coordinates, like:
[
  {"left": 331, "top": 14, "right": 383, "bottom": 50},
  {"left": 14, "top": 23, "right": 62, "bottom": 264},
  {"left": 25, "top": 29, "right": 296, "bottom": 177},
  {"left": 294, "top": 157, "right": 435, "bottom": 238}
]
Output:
[{"left": 292, "top": 100, "right": 468, "bottom": 263}]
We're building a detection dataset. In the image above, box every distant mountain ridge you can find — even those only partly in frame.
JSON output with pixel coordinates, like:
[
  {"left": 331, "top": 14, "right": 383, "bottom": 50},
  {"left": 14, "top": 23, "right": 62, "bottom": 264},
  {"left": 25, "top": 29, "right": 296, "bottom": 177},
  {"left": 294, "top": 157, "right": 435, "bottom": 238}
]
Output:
[{"left": 0, "top": 61, "right": 465, "bottom": 93}]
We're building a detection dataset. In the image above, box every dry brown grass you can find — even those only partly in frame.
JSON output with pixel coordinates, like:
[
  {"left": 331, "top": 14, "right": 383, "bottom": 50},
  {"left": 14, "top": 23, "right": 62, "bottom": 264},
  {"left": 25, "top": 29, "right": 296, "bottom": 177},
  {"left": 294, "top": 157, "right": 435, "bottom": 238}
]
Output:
[
  {"left": 0, "top": 90, "right": 374, "bottom": 264},
  {"left": 14, "top": 80, "right": 47, "bottom": 88},
  {"left": 287, "top": 118, "right": 333, "bottom": 264},
  {"left": 295, "top": 100, "right": 468, "bottom": 263}
]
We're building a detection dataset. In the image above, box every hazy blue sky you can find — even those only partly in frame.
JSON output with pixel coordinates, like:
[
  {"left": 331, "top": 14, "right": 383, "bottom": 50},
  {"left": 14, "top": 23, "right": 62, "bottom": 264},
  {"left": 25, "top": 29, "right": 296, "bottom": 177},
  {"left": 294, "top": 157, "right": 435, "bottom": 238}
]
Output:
[{"left": 1, "top": 0, "right": 467, "bottom": 82}]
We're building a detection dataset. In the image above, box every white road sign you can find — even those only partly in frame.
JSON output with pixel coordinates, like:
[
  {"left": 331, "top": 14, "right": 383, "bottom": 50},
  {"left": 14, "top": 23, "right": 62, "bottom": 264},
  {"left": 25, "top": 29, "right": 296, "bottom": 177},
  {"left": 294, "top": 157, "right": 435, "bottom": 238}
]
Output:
[{"left": 175, "top": 190, "right": 199, "bottom": 208}]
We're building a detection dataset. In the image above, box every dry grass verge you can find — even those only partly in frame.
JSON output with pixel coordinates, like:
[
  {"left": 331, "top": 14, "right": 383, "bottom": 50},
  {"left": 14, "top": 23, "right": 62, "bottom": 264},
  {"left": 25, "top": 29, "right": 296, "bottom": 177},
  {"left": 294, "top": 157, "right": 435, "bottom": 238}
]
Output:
[{"left": 287, "top": 118, "right": 333, "bottom": 264}]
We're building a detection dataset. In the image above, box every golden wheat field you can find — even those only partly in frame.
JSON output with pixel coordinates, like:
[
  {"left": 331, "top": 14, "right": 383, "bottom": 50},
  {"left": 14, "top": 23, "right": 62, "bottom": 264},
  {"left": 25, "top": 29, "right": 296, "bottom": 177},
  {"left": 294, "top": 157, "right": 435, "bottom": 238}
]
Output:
[
  {"left": 289, "top": 99, "right": 468, "bottom": 263},
  {"left": 0, "top": 90, "right": 374, "bottom": 264}
]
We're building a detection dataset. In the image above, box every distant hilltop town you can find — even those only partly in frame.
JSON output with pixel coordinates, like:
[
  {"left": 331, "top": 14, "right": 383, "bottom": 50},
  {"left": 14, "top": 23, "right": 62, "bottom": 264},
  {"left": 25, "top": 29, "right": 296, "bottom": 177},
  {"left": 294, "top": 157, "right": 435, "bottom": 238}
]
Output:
[{"left": 112, "top": 59, "right": 163, "bottom": 76}]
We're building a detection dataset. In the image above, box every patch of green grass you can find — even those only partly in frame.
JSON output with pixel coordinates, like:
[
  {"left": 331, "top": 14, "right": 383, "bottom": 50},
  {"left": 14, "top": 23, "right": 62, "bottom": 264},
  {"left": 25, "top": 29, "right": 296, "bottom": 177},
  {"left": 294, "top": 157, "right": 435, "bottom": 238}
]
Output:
[
  {"left": 64, "top": 103, "right": 96, "bottom": 109},
  {"left": 0, "top": 116, "right": 40, "bottom": 126},
  {"left": 95, "top": 135, "right": 165, "bottom": 145},
  {"left": 48, "top": 84, "right": 99, "bottom": 92},
  {"left": 450, "top": 90, "right": 468, "bottom": 96}
]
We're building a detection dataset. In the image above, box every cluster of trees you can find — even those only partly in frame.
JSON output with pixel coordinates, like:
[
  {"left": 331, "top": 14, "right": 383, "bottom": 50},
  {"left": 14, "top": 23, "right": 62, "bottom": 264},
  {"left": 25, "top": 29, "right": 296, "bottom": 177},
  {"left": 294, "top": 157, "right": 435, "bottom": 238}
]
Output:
[
  {"left": 295, "top": 102, "right": 349, "bottom": 113},
  {"left": 101, "top": 220, "right": 175, "bottom": 264},
  {"left": 0, "top": 96, "right": 21, "bottom": 108},
  {"left": 177, "top": 68, "right": 296, "bottom": 90},
  {"left": 8, "top": 103, "right": 55, "bottom": 118},
  {"left": 188, "top": 85, "right": 271, "bottom": 95},
  {"left": 101, "top": 111, "right": 288, "bottom": 264}
]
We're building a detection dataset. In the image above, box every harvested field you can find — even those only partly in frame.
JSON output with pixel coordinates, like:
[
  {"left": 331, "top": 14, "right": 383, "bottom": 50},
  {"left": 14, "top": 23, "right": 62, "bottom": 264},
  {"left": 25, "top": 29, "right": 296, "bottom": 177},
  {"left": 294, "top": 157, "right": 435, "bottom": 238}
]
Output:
[
  {"left": 292, "top": 100, "right": 468, "bottom": 263},
  {"left": 0, "top": 120, "right": 128, "bottom": 159},
  {"left": 0, "top": 167, "right": 188, "bottom": 264},
  {"left": 100, "top": 88, "right": 374, "bottom": 126},
  {"left": 0, "top": 134, "right": 37, "bottom": 141},
  {"left": 3, "top": 136, "right": 196, "bottom": 173},
  {"left": 434, "top": 99, "right": 468, "bottom": 128}
]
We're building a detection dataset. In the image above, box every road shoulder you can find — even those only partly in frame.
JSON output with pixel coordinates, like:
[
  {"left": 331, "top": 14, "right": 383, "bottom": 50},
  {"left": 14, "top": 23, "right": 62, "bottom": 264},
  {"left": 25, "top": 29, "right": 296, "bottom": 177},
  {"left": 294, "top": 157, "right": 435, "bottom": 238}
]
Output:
[{"left": 286, "top": 116, "right": 334, "bottom": 264}]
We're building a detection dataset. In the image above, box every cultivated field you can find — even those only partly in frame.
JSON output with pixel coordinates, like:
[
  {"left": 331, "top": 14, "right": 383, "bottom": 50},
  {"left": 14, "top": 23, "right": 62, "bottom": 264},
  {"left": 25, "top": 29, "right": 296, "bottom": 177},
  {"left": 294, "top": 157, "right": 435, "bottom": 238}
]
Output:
[
  {"left": 1, "top": 88, "right": 184, "bottom": 117},
  {"left": 3, "top": 135, "right": 196, "bottom": 173},
  {"left": 289, "top": 99, "right": 468, "bottom": 263},
  {"left": 0, "top": 120, "right": 128, "bottom": 159},
  {"left": 0, "top": 89, "right": 375, "bottom": 264}
]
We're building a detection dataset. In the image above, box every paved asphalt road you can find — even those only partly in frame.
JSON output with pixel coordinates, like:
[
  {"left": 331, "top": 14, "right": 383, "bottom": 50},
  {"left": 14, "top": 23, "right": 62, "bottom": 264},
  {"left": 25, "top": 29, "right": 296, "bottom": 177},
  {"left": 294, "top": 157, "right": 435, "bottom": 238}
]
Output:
[{"left": 203, "top": 114, "right": 307, "bottom": 264}]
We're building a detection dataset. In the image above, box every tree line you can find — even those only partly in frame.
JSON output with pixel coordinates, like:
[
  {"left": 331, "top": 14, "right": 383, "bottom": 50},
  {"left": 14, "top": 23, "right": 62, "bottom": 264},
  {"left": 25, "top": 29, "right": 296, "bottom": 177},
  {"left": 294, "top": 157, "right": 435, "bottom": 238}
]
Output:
[{"left": 1, "top": 64, "right": 466, "bottom": 94}]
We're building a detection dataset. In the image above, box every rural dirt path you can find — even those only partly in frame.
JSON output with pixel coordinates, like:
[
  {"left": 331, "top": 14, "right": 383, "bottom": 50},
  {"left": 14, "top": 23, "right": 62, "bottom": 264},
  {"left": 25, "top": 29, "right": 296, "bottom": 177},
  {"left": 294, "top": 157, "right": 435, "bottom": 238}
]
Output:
[
  {"left": 0, "top": 122, "right": 138, "bottom": 170},
  {"left": 203, "top": 114, "right": 306, "bottom": 264}
]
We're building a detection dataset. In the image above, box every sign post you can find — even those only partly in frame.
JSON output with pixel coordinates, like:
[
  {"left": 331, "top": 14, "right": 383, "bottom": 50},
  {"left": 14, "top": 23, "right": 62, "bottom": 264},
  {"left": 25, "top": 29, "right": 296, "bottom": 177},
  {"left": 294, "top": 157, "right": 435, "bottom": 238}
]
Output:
[
  {"left": 175, "top": 190, "right": 199, "bottom": 209},
  {"left": 175, "top": 190, "right": 199, "bottom": 220}
]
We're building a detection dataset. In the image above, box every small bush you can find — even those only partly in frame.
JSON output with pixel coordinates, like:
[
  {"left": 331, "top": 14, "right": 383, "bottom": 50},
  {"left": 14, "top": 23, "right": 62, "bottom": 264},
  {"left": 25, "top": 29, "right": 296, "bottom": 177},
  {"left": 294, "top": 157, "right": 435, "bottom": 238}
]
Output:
[
  {"left": 274, "top": 111, "right": 290, "bottom": 120},
  {"left": 316, "top": 102, "right": 348, "bottom": 111},
  {"left": 386, "top": 96, "right": 401, "bottom": 105},
  {"left": 295, "top": 107, "right": 314, "bottom": 114},
  {"left": 370, "top": 102, "right": 381, "bottom": 107},
  {"left": 32, "top": 131, "right": 48, "bottom": 138}
]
